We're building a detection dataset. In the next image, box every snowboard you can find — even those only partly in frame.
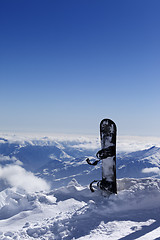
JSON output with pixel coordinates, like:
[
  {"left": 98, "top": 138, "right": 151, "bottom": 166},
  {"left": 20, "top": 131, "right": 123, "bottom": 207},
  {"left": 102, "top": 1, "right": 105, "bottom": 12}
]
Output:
[{"left": 86, "top": 119, "right": 117, "bottom": 194}]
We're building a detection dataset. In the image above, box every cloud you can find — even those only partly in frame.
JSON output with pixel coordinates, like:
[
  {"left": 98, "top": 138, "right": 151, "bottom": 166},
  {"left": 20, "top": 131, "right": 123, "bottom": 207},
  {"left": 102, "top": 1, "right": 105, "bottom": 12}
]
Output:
[
  {"left": 0, "top": 155, "right": 22, "bottom": 165},
  {"left": 117, "top": 136, "right": 160, "bottom": 152},
  {"left": 1, "top": 133, "right": 160, "bottom": 153},
  {"left": 0, "top": 165, "right": 50, "bottom": 193},
  {"left": 142, "top": 167, "right": 160, "bottom": 174}
]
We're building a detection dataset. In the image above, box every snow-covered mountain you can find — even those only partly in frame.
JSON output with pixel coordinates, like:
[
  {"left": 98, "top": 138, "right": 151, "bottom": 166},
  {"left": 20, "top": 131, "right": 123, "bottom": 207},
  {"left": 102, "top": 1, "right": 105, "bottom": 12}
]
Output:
[
  {"left": 117, "top": 146, "right": 160, "bottom": 178},
  {"left": 0, "top": 135, "right": 160, "bottom": 188},
  {"left": 1, "top": 134, "right": 160, "bottom": 239}
]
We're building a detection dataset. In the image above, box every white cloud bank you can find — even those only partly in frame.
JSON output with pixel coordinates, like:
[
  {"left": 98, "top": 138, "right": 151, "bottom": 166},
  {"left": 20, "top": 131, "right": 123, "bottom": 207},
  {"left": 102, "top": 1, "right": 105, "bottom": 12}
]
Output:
[
  {"left": 0, "top": 154, "right": 22, "bottom": 165},
  {"left": 142, "top": 167, "right": 160, "bottom": 174},
  {"left": 0, "top": 165, "right": 50, "bottom": 193}
]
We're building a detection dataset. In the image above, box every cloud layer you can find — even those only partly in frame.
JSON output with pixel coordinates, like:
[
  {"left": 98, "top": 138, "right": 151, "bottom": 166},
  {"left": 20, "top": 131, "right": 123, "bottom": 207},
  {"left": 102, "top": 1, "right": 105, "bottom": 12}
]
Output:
[{"left": 0, "top": 165, "right": 50, "bottom": 193}]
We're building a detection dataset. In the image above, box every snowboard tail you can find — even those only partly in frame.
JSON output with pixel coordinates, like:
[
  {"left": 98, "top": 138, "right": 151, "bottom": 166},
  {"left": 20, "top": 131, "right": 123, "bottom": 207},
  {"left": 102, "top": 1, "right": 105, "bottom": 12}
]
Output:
[{"left": 86, "top": 119, "right": 117, "bottom": 194}]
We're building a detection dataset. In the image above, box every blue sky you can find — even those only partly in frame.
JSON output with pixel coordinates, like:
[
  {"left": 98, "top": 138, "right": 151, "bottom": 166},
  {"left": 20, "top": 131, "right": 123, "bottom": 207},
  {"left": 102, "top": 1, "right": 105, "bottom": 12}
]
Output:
[{"left": 0, "top": 0, "right": 160, "bottom": 136}]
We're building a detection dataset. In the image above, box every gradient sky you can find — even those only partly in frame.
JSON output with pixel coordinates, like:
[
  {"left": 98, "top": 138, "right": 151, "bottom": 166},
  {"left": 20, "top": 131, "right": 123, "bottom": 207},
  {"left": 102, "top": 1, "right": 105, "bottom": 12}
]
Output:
[{"left": 0, "top": 0, "right": 160, "bottom": 136}]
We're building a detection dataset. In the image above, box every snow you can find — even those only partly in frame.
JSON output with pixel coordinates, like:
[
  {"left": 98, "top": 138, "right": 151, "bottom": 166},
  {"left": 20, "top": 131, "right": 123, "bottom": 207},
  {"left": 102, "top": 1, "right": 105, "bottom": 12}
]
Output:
[
  {"left": 0, "top": 134, "right": 160, "bottom": 239},
  {"left": 1, "top": 178, "right": 160, "bottom": 239}
]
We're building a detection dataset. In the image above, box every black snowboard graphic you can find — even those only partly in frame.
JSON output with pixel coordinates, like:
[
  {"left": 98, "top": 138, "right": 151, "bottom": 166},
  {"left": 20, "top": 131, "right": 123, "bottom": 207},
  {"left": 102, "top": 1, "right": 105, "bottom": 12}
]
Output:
[{"left": 86, "top": 119, "right": 117, "bottom": 194}]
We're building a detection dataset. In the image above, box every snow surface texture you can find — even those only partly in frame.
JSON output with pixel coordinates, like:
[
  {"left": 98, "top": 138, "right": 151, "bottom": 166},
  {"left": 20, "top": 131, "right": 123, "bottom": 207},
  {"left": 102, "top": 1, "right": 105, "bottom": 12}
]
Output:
[{"left": 0, "top": 134, "right": 160, "bottom": 239}]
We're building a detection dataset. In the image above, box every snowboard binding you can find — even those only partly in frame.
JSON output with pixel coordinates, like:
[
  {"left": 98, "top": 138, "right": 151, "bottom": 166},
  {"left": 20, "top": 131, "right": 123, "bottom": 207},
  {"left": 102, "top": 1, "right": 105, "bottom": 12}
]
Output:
[
  {"left": 86, "top": 119, "right": 117, "bottom": 195},
  {"left": 86, "top": 146, "right": 115, "bottom": 165},
  {"left": 89, "top": 179, "right": 115, "bottom": 194}
]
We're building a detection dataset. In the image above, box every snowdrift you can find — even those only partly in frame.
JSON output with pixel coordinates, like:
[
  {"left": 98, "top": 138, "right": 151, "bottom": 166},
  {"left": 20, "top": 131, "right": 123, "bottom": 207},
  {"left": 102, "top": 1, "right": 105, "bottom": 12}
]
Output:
[{"left": 0, "top": 178, "right": 160, "bottom": 239}]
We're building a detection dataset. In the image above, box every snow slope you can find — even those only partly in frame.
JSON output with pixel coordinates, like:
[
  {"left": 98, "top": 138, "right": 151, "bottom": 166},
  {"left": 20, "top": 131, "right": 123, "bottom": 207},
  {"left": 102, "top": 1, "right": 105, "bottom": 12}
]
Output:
[
  {"left": 117, "top": 146, "right": 160, "bottom": 178},
  {"left": 0, "top": 134, "right": 160, "bottom": 239},
  {"left": 1, "top": 178, "right": 160, "bottom": 239}
]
